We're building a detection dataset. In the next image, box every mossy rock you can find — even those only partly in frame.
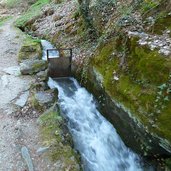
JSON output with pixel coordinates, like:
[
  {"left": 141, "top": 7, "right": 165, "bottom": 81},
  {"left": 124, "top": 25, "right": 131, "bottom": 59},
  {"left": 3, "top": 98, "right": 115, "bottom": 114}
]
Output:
[
  {"left": 37, "top": 104, "right": 80, "bottom": 170},
  {"left": 30, "top": 88, "right": 58, "bottom": 111},
  {"left": 166, "top": 158, "right": 171, "bottom": 170},
  {"left": 18, "top": 37, "right": 42, "bottom": 63},
  {"left": 148, "top": 14, "right": 171, "bottom": 35},
  {"left": 90, "top": 33, "right": 171, "bottom": 153},
  {"left": 20, "top": 59, "right": 48, "bottom": 75}
]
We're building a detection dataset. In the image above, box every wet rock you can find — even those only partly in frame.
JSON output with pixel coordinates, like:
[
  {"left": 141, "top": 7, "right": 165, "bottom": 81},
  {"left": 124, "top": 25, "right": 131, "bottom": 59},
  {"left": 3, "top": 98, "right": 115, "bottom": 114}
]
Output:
[
  {"left": 20, "top": 59, "right": 48, "bottom": 75},
  {"left": 21, "top": 146, "right": 34, "bottom": 171}
]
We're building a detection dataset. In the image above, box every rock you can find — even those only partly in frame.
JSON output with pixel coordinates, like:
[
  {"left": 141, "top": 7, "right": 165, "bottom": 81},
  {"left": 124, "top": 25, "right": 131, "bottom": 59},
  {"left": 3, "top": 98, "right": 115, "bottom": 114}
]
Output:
[
  {"left": 31, "top": 24, "right": 38, "bottom": 31},
  {"left": 31, "top": 81, "right": 49, "bottom": 91},
  {"left": 21, "top": 146, "right": 34, "bottom": 171},
  {"left": 44, "top": 7, "right": 54, "bottom": 16},
  {"left": 35, "top": 89, "right": 57, "bottom": 105},
  {"left": 36, "top": 146, "right": 49, "bottom": 155},
  {"left": 36, "top": 69, "right": 48, "bottom": 81},
  {"left": 52, "top": 15, "right": 63, "bottom": 22},
  {"left": 18, "top": 40, "right": 42, "bottom": 63},
  {"left": 31, "top": 88, "right": 58, "bottom": 111},
  {"left": 15, "top": 91, "right": 29, "bottom": 107},
  {"left": 20, "top": 59, "right": 48, "bottom": 75}
]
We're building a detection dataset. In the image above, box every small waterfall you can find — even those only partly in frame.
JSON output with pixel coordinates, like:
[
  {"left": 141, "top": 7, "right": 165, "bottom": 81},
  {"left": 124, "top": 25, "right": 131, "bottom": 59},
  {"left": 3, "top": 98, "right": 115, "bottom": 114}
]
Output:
[{"left": 41, "top": 40, "right": 59, "bottom": 60}]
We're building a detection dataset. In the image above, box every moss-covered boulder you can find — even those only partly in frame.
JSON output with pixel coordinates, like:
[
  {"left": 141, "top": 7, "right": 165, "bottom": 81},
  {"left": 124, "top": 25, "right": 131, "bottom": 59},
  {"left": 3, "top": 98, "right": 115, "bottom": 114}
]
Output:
[
  {"left": 18, "top": 37, "right": 42, "bottom": 63},
  {"left": 79, "top": 32, "right": 171, "bottom": 157},
  {"left": 20, "top": 59, "right": 48, "bottom": 75}
]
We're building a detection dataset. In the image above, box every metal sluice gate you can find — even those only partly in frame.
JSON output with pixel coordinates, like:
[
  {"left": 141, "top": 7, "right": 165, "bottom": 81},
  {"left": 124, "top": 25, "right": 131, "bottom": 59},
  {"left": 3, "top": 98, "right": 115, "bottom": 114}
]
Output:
[{"left": 47, "top": 48, "right": 72, "bottom": 78}]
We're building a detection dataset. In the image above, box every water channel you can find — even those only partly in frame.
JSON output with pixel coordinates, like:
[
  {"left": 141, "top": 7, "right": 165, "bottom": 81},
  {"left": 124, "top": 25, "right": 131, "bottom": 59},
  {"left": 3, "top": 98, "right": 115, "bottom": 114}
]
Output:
[{"left": 41, "top": 40, "right": 154, "bottom": 171}]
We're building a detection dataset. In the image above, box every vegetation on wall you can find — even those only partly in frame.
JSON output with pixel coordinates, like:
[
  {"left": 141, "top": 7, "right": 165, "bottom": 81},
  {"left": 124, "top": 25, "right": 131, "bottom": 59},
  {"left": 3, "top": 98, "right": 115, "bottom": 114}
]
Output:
[
  {"left": 15, "top": 0, "right": 50, "bottom": 28},
  {"left": 91, "top": 31, "right": 171, "bottom": 142}
]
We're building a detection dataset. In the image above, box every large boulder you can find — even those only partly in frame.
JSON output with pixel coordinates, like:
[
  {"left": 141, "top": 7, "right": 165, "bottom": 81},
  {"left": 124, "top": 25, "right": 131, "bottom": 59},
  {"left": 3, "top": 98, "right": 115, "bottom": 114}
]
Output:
[
  {"left": 20, "top": 59, "right": 48, "bottom": 75},
  {"left": 79, "top": 32, "right": 171, "bottom": 158}
]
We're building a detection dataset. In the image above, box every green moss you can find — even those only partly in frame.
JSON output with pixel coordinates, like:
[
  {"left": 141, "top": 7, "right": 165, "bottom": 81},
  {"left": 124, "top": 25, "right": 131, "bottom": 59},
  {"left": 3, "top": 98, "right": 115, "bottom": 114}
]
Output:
[
  {"left": 15, "top": 0, "right": 50, "bottom": 28},
  {"left": 0, "top": 16, "right": 12, "bottom": 26},
  {"left": 92, "top": 34, "right": 171, "bottom": 143},
  {"left": 165, "top": 158, "right": 171, "bottom": 170},
  {"left": 129, "top": 38, "right": 170, "bottom": 85},
  {"left": 157, "top": 102, "right": 171, "bottom": 142},
  {"left": 30, "top": 94, "right": 43, "bottom": 111},
  {"left": 140, "top": 0, "right": 161, "bottom": 12},
  {"left": 18, "top": 36, "right": 42, "bottom": 62},
  {"left": 150, "top": 14, "right": 171, "bottom": 35},
  {"left": 38, "top": 108, "right": 80, "bottom": 170}
]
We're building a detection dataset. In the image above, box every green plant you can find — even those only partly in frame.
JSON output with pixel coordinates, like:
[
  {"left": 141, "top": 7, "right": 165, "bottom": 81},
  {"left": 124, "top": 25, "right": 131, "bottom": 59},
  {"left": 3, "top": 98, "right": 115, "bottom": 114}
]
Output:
[
  {"left": 15, "top": 0, "right": 50, "bottom": 28},
  {"left": 140, "top": 0, "right": 161, "bottom": 13}
]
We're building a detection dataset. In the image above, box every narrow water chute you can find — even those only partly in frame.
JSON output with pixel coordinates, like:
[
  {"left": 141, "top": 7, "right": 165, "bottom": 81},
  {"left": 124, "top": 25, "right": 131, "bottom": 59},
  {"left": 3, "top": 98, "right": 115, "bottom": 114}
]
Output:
[{"left": 48, "top": 77, "right": 143, "bottom": 171}]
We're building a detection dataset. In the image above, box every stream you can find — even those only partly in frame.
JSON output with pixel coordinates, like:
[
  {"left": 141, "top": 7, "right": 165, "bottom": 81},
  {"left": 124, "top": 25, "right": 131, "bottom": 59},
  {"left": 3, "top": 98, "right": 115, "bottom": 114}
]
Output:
[{"left": 41, "top": 40, "right": 154, "bottom": 171}]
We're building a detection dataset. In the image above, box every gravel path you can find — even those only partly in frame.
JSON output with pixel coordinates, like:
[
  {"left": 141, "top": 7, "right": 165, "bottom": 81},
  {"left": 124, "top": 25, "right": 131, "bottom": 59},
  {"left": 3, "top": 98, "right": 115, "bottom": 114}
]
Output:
[{"left": 0, "top": 17, "right": 58, "bottom": 171}]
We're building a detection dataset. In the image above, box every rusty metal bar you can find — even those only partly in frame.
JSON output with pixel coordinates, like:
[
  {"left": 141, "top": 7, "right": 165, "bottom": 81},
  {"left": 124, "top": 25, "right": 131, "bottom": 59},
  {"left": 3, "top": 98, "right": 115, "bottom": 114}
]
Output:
[{"left": 47, "top": 48, "right": 72, "bottom": 51}]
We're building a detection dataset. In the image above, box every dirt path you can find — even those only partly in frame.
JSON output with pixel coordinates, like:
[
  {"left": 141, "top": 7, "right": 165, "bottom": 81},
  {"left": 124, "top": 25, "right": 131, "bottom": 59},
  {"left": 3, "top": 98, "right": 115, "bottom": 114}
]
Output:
[
  {"left": 0, "top": 17, "right": 34, "bottom": 170},
  {"left": 0, "top": 18, "right": 58, "bottom": 171}
]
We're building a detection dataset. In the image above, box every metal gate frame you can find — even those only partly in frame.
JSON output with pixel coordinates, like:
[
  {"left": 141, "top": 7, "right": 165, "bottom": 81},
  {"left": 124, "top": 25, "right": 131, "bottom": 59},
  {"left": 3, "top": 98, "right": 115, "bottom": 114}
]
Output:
[{"left": 47, "top": 48, "right": 72, "bottom": 78}]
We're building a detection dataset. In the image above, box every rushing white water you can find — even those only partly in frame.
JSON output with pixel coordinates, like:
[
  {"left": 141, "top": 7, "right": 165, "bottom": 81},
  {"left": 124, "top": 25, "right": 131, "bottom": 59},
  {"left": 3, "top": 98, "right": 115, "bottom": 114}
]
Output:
[
  {"left": 41, "top": 40, "right": 59, "bottom": 60},
  {"left": 48, "top": 77, "right": 145, "bottom": 171}
]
